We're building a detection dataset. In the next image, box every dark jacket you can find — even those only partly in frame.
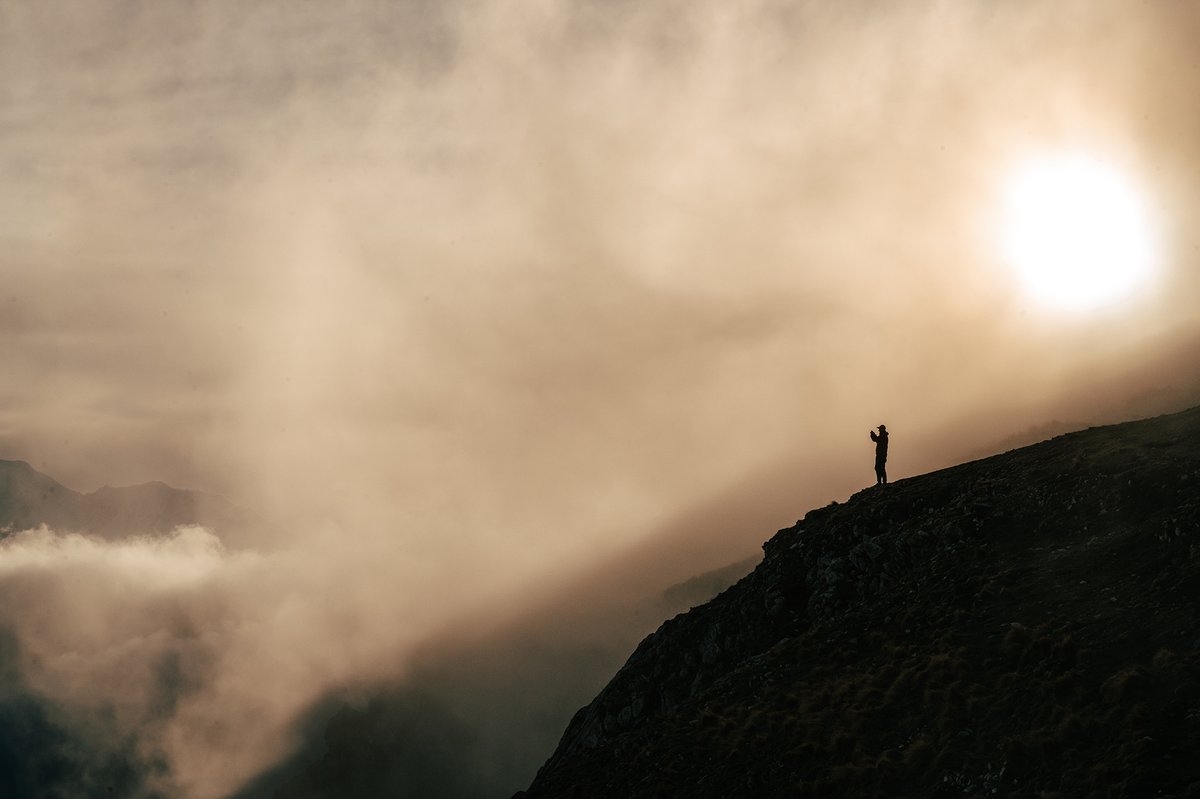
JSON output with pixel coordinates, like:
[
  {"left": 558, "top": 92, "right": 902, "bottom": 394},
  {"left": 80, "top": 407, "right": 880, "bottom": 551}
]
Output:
[{"left": 870, "top": 429, "right": 889, "bottom": 462}]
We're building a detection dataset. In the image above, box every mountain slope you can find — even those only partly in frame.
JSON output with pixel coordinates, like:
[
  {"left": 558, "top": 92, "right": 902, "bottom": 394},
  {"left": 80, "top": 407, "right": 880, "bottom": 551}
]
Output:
[{"left": 520, "top": 406, "right": 1200, "bottom": 798}]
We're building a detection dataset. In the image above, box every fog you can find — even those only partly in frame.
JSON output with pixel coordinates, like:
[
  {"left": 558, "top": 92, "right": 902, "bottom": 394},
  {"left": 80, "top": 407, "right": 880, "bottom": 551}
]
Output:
[{"left": 2, "top": 0, "right": 1199, "bottom": 795}]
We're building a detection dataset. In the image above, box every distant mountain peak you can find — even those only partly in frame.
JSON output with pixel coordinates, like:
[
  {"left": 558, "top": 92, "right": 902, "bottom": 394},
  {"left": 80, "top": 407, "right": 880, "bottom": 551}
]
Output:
[
  {"left": 0, "top": 459, "right": 54, "bottom": 480},
  {"left": 0, "top": 460, "right": 239, "bottom": 541}
]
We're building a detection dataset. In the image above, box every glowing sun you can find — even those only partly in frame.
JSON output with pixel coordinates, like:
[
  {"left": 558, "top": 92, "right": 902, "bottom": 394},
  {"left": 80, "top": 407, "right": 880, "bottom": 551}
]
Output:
[{"left": 999, "top": 154, "right": 1159, "bottom": 312}]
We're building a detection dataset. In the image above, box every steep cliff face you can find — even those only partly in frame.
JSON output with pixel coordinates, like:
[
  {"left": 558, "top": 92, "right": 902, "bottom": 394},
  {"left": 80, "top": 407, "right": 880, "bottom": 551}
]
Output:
[{"left": 521, "top": 407, "right": 1200, "bottom": 798}]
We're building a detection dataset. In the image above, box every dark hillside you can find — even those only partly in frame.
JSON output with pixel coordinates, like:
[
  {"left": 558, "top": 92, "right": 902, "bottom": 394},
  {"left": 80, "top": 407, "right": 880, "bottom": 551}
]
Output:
[{"left": 520, "top": 406, "right": 1200, "bottom": 798}]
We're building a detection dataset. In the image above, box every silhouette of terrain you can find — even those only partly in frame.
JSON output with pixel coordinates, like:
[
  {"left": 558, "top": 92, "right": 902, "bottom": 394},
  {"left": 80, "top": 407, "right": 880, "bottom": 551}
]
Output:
[
  {"left": 519, "top": 406, "right": 1200, "bottom": 798},
  {"left": 0, "top": 459, "right": 243, "bottom": 541}
]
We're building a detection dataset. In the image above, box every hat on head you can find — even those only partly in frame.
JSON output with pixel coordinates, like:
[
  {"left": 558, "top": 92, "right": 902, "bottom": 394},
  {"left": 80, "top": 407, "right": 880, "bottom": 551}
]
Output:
[{"left": 878, "top": 424, "right": 887, "bottom": 431}]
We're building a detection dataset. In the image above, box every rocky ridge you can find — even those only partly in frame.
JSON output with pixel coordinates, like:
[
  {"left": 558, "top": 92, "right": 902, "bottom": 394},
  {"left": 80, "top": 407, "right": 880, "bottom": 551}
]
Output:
[{"left": 520, "top": 406, "right": 1200, "bottom": 798}]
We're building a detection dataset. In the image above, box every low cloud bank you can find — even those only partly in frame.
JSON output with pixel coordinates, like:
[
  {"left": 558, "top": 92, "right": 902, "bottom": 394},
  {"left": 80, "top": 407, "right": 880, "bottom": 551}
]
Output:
[{"left": 0, "top": 526, "right": 450, "bottom": 798}]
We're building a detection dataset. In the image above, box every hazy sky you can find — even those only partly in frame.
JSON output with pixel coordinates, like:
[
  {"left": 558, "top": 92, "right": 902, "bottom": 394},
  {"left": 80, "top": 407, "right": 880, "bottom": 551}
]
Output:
[
  {"left": 5, "top": 0, "right": 1198, "bottom": 549},
  {"left": 2, "top": 1, "right": 1200, "bottom": 795}
]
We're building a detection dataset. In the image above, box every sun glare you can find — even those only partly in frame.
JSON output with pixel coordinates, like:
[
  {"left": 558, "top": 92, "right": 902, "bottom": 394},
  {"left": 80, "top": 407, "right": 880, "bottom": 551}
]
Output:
[{"left": 999, "top": 154, "right": 1159, "bottom": 312}]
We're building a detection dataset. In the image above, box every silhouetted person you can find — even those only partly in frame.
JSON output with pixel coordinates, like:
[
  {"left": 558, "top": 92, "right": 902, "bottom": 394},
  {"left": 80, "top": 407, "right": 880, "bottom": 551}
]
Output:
[{"left": 870, "top": 424, "right": 888, "bottom": 485}]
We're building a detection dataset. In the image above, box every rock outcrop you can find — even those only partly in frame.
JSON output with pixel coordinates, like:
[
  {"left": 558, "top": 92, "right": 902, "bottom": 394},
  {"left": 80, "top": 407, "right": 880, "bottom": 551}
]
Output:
[{"left": 520, "top": 407, "right": 1200, "bottom": 798}]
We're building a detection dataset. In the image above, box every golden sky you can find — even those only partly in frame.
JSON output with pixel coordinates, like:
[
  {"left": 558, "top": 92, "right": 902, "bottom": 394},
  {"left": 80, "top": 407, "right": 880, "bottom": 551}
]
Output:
[{"left": 3, "top": 0, "right": 1200, "bottom": 616}]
